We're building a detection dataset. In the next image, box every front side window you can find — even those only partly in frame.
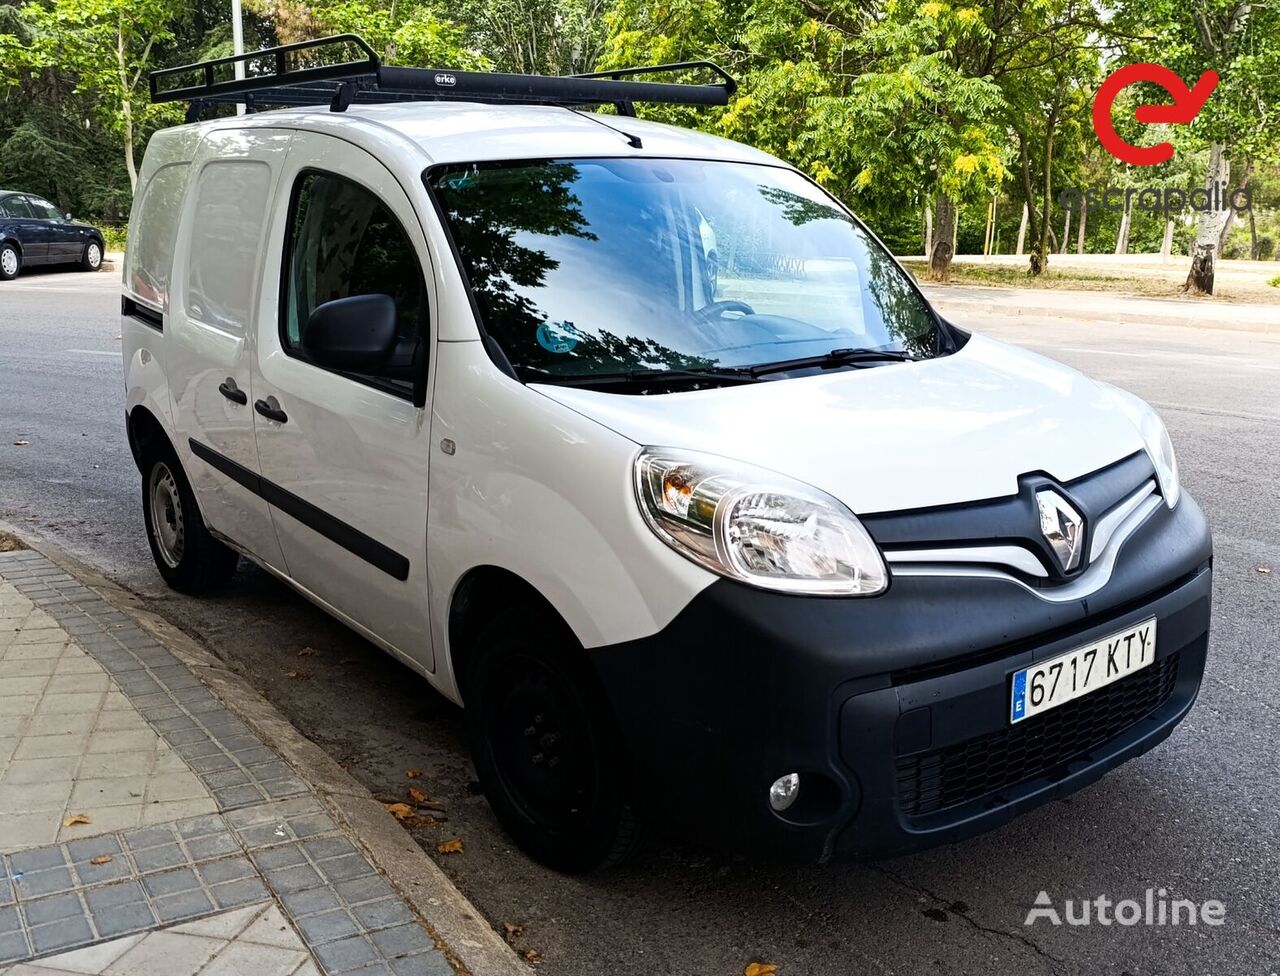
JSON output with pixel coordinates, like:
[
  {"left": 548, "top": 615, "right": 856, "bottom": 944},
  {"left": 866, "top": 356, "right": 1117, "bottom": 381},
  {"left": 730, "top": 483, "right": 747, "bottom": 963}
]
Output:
[
  {"left": 282, "top": 170, "right": 428, "bottom": 396},
  {"left": 428, "top": 158, "right": 941, "bottom": 387},
  {"left": 27, "top": 197, "right": 61, "bottom": 221}
]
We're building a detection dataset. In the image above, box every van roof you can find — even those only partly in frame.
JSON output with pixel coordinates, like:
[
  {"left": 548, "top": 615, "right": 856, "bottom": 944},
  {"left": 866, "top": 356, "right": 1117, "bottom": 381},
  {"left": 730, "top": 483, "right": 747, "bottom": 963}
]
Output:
[{"left": 184, "top": 101, "right": 784, "bottom": 169}]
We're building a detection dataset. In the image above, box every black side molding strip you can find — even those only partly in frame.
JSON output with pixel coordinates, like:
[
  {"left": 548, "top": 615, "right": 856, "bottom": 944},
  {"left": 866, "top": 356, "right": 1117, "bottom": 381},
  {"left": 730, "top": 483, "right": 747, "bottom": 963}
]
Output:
[
  {"left": 122, "top": 296, "right": 164, "bottom": 331},
  {"left": 187, "top": 439, "right": 411, "bottom": 581}
]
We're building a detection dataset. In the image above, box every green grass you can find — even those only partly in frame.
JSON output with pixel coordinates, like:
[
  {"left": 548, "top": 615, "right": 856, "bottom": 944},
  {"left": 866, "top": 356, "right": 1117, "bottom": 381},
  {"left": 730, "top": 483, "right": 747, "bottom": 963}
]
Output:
[{"left": 1269, "top": 273, "right": 1280, "bottom": 288}]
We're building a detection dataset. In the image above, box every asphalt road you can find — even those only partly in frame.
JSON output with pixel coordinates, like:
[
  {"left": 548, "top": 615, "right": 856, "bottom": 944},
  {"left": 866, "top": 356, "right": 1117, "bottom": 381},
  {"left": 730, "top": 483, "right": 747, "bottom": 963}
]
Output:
[{"left": 2, "top": 266, "right": 1278, "bottom": 976}]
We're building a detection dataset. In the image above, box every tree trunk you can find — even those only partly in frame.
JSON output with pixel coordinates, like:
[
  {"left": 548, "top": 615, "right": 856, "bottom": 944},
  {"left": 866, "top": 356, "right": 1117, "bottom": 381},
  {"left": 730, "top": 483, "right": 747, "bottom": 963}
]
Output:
[
  {"left": 1076, "top": 204, "right": 1087, "bottom": 254},
  {"left": 928, "top": 194, "right": 956, "bottom": 282},
  {"left": 1160, "top": 219, "right": 1174, "bottom": 262},
  {"left": 1249, "top": 202, "right": 1258, "bottom": 260},
  {"left": 1015, "top": 203, "right": 1028, "bottom": 256},
  {"left": 116, "top": 18, "right": 138, "bottom": 193},
  {"left": 1215, "top": 157, "right": 1253, "bottom": 255},
  {"left": 1060, "top": 208, "right": 1071, "bottom": 254},
  {"left": 1114, "top": 200, "right": 1132, "bottom": 254},
  {"left": 1184, "top": 143, "right": 1229, "bottom": 295},
  {"left": 1016, "top": 128, "right": 1043, "bottom": 274},
  {"left": 923, "top": 204, "right": 933, "bottom": 259}
]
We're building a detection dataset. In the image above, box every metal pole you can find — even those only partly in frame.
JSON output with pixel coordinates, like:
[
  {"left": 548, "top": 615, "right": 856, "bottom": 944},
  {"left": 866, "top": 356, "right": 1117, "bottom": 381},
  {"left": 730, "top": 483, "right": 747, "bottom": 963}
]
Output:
[{"left": 231, "top": 0, "right": 246, "bottom": 114}]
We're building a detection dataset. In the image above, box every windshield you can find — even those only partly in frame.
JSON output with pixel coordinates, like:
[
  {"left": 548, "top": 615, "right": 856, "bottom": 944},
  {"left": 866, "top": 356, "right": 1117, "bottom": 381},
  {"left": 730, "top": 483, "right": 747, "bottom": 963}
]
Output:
[{"left": 428, "top": 158, "right": 942, "bottom": 383}]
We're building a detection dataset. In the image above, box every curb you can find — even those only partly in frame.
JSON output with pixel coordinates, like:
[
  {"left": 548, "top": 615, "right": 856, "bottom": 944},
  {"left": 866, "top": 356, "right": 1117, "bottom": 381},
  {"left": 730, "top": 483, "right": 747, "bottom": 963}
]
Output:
[{"left": 0, "top": 520, "right": 530, "bottom": 976}]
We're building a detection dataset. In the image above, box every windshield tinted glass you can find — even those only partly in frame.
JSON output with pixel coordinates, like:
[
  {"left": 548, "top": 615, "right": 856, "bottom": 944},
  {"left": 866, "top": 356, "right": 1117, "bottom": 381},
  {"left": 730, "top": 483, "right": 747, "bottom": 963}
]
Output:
[{"left": 429, "top": 158, "right": 939, "bottom": 381}]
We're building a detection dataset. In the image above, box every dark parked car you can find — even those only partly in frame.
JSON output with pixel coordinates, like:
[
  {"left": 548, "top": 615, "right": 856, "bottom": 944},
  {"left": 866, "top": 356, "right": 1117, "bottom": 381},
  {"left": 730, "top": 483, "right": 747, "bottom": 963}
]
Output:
[{"left": 0, "top": 190, "right": 106, "bottom": 280}]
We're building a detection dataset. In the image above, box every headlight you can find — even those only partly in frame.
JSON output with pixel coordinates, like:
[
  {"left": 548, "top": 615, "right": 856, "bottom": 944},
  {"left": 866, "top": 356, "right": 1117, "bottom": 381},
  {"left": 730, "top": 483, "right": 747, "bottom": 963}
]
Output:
[
  {"left": 634, "top": 448, "right": 887, "bottom": 596},
  {"left": 1101, "top": 383, "right": 1180, "bottom": 509}
]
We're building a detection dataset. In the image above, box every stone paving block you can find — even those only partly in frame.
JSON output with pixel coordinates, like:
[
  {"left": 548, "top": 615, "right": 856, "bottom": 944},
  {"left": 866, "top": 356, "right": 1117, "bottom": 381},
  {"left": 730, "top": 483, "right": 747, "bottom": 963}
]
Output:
[
  {"left": 351, "top": 898, "right": 416, "bottom": 933},
  {"left": 85, "top": 880, "right": 147, "bottom": 913},
  {"left": 208, "top": 877, "right": 269, "bottom": 910},
  {"left": 332, "top": 876, "right": 396, "bottom": 908},
  {"left": 142, "top": 866, "right": 200, "bottom": 899},
  {"left": 313, "top": 933, "right": 380, "bottom": 974},
  {"left": 131, "top": 843, "right": 187, "bottom": 873},
  {"left": 316, "top": 854, "right": 377, "bottom": 885},
  {"left": 0, "top": 903, "right": 25, "bottom": 931},
  {"left": 371, "top": 922, "right": 435, "bottom": 959},
  {"left": 0, "top": 930, "right": 31, "bottom": 965},
  {"left": 140, "top": 799, "right": 218, "bottom": 826},
  {"left": 195, "top": 857, "right": 256, "bottom": 887},
  {"left": 29, "top": 914, "right": 93, "bottom": 954},
  {"left": 261, "top": 863, "right": 324, "bottom": 895},
  {"left": 279, "top": 886, "right": 341, "bottom": 918},
  {"left": 93, "top": 899, "right": 158, "bottom": 938},
  {"left": 154, "top": 888, "right": 215, "bottom": 923},
  {"left": 390, "top": 952, "right": 453, "bottom": 976},
  {"left": 295, "top": 907, "right": 361, "bottom": 945},
  {"left": 183, "top": 832, "right": 239, "bottom": 863},
  {"left": 252, "top": 845, "right": 308, "bottom": 872}
]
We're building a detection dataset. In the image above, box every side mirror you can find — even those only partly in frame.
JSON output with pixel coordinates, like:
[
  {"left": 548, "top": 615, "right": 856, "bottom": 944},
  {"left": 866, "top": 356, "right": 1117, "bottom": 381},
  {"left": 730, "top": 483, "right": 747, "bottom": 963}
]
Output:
[
  {"left": 301, "top": 294, "right": 398, "bottom": 371},
  {"left": 64, "top": 212, "right": 72, "bottom": 221}
]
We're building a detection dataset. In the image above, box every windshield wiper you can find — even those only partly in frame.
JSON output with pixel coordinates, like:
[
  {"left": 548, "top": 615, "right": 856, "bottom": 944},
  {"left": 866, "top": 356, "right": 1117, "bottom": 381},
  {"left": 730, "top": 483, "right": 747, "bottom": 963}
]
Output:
[
  {"left": 520, "top": 366, "right": 760, "bottom": 388},
  {"left": 745, "top": 347, "right": 918, "bottom": 378}
]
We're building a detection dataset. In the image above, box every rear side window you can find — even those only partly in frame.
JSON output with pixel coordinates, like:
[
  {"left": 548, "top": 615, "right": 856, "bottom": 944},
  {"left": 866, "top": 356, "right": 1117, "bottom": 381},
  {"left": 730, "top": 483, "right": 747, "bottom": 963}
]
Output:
[
  {"left": 282, "top": 170, "right": 427, "bottom": 396},
  {"left": 127, "top": 164, "right": 189, "bottom": 309},
  {"left": 186, "top": 160, "right": 273, "bottom": 334},
  {"left": 3, "top": 196, "right": 33, "bottom": 219}
]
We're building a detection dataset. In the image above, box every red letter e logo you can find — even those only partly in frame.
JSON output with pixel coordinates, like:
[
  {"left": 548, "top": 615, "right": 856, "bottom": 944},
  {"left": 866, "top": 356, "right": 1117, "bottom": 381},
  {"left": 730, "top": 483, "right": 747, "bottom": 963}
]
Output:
[{"left": 1093, "top": 64, "right": 1218, "bottom": 166}]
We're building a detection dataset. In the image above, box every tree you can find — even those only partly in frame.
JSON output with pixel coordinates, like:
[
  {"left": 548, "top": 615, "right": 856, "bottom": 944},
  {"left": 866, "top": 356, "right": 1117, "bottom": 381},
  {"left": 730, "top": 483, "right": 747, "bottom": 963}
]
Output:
[{"left": 1, "top": 0, "right": 185, "bottom": 192}]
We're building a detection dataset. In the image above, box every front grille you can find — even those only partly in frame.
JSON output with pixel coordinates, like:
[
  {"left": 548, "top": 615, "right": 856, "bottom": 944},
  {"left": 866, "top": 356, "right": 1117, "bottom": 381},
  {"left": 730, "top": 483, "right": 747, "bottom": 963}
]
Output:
[{"left": 896, "top": 653, "right": 1180, "bottom": 817}]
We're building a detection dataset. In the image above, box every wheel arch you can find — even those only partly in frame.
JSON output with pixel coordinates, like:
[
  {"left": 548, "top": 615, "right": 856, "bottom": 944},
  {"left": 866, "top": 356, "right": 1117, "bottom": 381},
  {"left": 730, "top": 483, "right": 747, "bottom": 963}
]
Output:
[
  {"left": 1, "top": 237, "right": 22, "bottom": 257},
  {"left": 126, "top": 403, "right": 173, "bottom": 473},
  {"left": 447, "top": 565, "right": 578, "bottom": 705}
]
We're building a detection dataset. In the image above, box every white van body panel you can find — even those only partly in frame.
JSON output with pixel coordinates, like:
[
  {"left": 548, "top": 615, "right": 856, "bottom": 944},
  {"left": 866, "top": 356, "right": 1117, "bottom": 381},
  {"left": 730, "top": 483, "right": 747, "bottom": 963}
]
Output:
[
  {"left": 532, "top": 333, "right": 1149, "bottom": 515},
  {"left": 425, "top": 340, "right": 717, "bottom": 702}
]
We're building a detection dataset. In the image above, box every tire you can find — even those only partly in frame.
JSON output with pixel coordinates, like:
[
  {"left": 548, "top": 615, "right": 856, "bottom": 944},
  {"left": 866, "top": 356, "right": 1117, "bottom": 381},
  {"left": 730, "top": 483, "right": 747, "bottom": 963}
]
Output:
[
  {"left": 0, "top": 243, "right": 20, "bottom": 280},
  {"left": 141, "top": 442, "right": 239, "bottom": 593},
  {"left": 465, "top": 606, "right": 644, "bottom": 873},
  {"left": 80, "top": 240, "right": 103, "bottom": 272}
]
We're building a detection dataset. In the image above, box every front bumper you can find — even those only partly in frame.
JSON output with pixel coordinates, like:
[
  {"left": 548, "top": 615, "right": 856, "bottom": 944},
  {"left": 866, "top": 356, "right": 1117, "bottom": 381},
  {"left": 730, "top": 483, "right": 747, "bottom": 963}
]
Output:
[{"left": 589, "top": 492, "right": 1212, "bottom": 862}]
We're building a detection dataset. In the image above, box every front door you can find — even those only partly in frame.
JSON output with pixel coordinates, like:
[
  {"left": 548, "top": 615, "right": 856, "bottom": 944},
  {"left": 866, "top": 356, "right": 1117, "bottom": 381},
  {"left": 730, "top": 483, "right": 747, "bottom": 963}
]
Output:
[
  {"left": 166, "top": 128, "right": 292, "bottom": 571},
  {"left": 25, "top": 196, "right": 81, "bottom": 263},
  {"left": 250, "top": 132, "right": 435, "bottom": 671},
  {"left": 9, "top": 196, "right": 51, "bottom": 264}
]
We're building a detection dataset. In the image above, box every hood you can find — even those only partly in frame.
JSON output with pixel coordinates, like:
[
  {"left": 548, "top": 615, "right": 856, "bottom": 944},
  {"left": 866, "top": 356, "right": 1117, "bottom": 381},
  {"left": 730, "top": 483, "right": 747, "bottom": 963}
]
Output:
[{"left": 532, "top": 333, "right": 1147, "bottom": 515}]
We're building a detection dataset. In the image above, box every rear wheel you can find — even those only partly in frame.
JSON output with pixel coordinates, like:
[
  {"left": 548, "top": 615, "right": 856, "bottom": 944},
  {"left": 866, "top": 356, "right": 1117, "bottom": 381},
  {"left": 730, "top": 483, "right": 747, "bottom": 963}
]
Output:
[
  {"left": 141, "top": 443, "right": 238, "bottom": 592},
  {"left": 465, "top": 606, "right": 643, "bottom": 873},
  {"left": 0, "top": 243, "right": 19, "bottom": 280},
  {"left": 80, "top": 241, "right": 103, "bottom": 272}
]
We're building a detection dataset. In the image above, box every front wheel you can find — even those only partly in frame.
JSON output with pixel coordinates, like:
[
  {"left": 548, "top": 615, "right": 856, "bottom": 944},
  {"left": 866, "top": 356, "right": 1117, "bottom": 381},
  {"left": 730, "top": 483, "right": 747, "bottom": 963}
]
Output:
[
  {"left": 465, "top": 606, "right": 643, "bottom": 873},
  {"left": 141, "top": 444, "right": 239, "bottom": 592},
  {"left": 80, "top": 241, "right": 103, "bottom": 272},
  {"left": 0, "top": 243, "right": 20, "bottom": 280}
]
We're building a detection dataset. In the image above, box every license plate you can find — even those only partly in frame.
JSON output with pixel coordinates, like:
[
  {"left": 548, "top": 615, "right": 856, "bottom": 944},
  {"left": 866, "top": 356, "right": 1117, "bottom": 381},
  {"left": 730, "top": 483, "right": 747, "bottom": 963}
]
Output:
[{"left": 1010, "top": 618, "right": 1157, "bottom": 724}]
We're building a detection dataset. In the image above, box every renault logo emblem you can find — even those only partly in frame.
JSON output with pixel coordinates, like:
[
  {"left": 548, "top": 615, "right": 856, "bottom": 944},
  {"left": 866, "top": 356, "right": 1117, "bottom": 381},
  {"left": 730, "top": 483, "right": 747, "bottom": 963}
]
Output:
[{"left": 1036, "top": 489, "right": 1085, "bottom": 573}]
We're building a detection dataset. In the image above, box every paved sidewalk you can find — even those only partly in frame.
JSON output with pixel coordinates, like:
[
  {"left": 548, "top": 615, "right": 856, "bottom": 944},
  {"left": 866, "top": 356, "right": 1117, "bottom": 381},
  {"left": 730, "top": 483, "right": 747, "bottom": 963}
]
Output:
[
  {"left": 921, "top": 283, "right": 1280, "bottom": 332},
  {"left": 0, "top": 542, "right": 522, "bottom": 976}
]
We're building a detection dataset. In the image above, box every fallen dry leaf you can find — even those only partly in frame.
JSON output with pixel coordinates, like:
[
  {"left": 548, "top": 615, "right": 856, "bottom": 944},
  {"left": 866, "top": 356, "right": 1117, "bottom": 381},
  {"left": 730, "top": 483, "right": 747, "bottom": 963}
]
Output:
[
  {"left": 13, "top": 440, "right": 29, "bottom": 447},
  {"left": 502, "top": 922, "right": 525, "bottom": 944},
  {"left": 286, "top": 670, "right": 309, "bottom": 679},
  {"left": 385, "top": 802, "right": 414, "bottom": 822},
  {"left": 1258, "top": 566, "right": 1272, "bottom": 574},
  {"left": 63, "top": 813, "right": 91, "bottom": 827},
  {"left": 437, "top": 837, "right": 464, "bottom": 855},
  {"left": 89, "top": 855, "right": 113, "bottom": 865},
  {"left": 405, "top": 769, "right": 423, "bottom": 779},
  {"left": 408, "top": 787, "right": 428, "bottom": 805},
  {"left": 744, "top": 965, "right": 779, "bottom": 976},
  {"left": 522, "top": 948, "right": 542, "bottom": 963},
  {"left": 297, "top": 646, "right": 317, "bottom": 657}
]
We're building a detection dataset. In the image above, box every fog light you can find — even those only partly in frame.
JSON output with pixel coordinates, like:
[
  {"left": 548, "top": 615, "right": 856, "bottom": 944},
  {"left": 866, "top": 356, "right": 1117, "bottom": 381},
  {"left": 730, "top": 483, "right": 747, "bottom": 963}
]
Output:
[{"left": 769, "top": 773, "right": 801, "bottom": 812}]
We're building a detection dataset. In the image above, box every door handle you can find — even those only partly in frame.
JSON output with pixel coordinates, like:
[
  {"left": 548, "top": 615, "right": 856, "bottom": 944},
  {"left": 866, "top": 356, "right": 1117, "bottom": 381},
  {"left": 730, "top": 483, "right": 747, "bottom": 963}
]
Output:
[
  {"left": 254, "top": 396, "right": 288, "bottom": 424},
  {"left": 218, "top": 378, "right": 248, "bottom": 405}
]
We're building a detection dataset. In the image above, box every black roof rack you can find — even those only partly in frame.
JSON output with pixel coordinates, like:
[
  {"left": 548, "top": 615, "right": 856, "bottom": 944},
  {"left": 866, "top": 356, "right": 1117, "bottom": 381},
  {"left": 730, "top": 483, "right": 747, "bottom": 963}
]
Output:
[{"left": 150, "top": 34, "right": 736, "bottom": 122}]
